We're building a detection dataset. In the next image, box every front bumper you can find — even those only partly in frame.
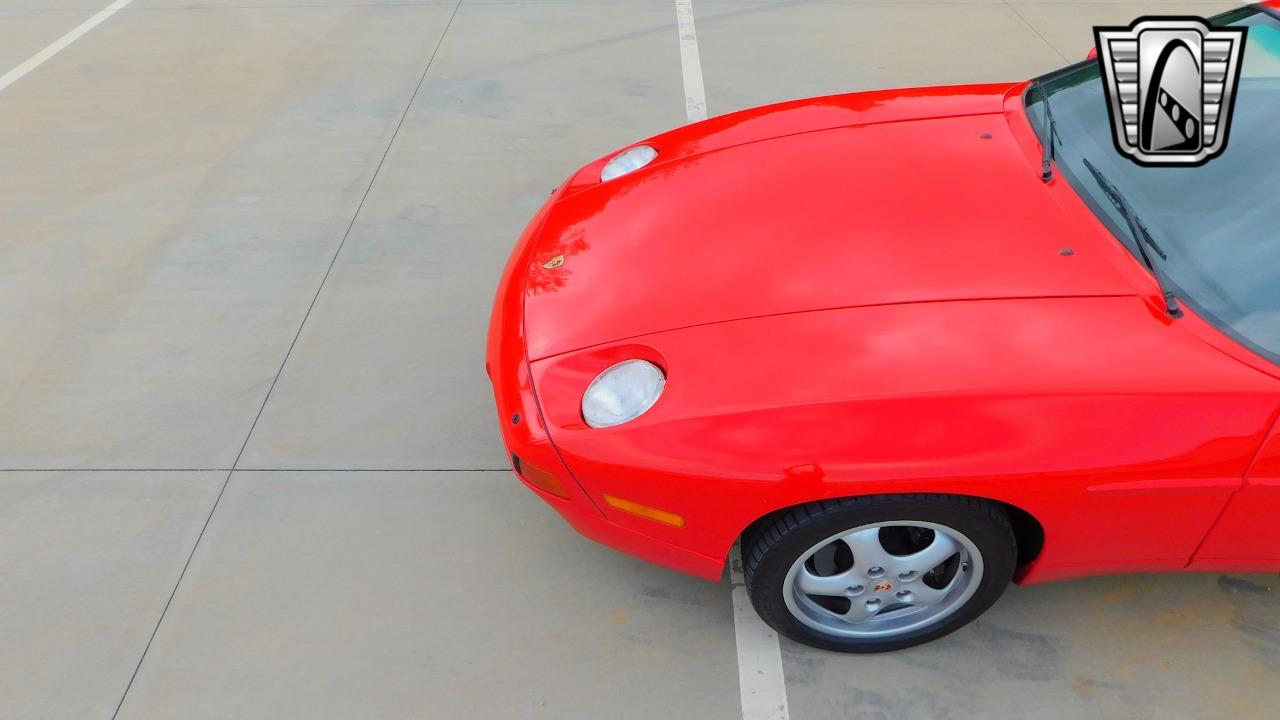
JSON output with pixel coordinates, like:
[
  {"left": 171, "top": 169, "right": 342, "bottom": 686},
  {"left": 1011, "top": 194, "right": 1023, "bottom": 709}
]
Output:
[{"left": 484, "top": 193, "right": 724, "bottom": 582}]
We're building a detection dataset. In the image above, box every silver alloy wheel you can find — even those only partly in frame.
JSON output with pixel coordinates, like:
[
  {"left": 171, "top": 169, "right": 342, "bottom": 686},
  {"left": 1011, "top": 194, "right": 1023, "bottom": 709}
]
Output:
[{"left": 782, "top": 521, "right": 984, "bottom": 639}]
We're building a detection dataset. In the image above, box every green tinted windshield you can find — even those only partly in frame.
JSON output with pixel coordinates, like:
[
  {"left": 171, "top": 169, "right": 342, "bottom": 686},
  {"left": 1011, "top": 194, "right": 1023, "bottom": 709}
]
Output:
[{"left": 1026, "top": 7, "right": 1280, "bottom": 362}]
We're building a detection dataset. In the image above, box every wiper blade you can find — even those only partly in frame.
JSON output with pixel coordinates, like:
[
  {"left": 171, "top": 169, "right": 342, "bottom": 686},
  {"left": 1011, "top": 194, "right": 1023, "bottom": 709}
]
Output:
[
  {"left": 1081, "top": 158, "right": 1181, "bottom": 317},
  {"left": 1034, "top": 80, "right": 1058, "bottom": 182}
]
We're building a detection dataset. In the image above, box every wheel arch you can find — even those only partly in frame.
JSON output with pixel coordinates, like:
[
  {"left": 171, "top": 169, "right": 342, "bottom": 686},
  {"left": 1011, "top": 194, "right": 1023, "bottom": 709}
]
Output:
[{"left": 739, "top": 492, "right": 1045, "bottom": 570}]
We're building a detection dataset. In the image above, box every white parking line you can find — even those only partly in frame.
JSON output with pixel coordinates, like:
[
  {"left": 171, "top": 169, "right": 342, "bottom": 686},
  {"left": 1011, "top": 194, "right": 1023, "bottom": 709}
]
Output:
[
  {"left": 675, "top": 0, "right": 708, "bottom": 122},
  {"left": 730, "top": 543, "right": 791, "bottom": 720},
  {"left": 0, "top": 0, "right": 134, "bottom": 95},
  {"left": 677, "top": 1, "right": 789, "bottom": 713}
]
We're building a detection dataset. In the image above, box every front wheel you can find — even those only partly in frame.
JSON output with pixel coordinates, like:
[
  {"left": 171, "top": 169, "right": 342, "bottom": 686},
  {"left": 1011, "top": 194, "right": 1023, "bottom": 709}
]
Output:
[{"left": 743, "top": 494, "right": 1017, "bottom": 653}]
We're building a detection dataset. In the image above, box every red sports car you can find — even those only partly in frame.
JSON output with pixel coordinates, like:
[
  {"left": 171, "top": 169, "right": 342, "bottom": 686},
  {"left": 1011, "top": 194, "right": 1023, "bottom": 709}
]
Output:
[{"left": 487, "top": 4, "right": 1280, "bottom": 652}]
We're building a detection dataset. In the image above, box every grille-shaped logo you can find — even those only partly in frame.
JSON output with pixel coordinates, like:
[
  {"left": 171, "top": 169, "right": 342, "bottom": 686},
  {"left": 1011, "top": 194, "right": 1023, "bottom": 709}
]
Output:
[{"left": 1094, "top": 17, "right": 1246, "bottom": 166}]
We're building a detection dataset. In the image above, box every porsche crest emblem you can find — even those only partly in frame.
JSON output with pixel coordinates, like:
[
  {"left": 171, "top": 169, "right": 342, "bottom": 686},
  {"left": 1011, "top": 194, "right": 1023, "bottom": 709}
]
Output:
[
  {"left": 873, "top": 581, "right": 894, "bottom": 593},
  {"left": 542, "top": 255, "right": 565, "bottom": 270}
]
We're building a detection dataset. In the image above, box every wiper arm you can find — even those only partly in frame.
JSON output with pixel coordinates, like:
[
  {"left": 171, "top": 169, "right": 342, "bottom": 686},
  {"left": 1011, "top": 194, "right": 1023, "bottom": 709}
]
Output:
[
  {"left": 1034, "top": 80, "right": 1058, "bottom": 182},
  {"left": 1081, "top": 158, "right": 1181, "bottom": 317}
]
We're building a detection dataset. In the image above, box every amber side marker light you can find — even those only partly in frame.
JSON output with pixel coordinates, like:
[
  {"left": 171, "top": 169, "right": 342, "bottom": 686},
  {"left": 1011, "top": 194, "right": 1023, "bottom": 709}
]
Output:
[
  {"left": 603, "top": 494, "right": 685, "bottom": 528},
  {"left": 512, "top": 455, "right": 569, "bottom": 499}
]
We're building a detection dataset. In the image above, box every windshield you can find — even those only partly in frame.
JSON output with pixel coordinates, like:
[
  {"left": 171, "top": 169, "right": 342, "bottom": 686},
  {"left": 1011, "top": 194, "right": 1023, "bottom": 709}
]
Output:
[{"left": 1026, "top": 7, "right": 1280, "bottom": 362}]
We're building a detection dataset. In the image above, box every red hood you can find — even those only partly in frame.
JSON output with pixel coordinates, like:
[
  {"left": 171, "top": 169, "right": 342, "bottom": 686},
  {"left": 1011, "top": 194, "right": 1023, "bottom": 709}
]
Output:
[{"left": 523, "top": 84, "right": 1138, "bottom": 360}]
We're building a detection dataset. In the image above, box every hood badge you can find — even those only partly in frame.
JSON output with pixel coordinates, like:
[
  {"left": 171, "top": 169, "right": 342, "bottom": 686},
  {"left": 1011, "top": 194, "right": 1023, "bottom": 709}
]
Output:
[{"left": 542, "top": 255, "right": 565, "bottom": 270}]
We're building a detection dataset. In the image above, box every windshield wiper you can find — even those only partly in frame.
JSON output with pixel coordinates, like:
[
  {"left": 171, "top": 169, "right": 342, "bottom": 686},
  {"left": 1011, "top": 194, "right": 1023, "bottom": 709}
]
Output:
[
  {"left": 1081, "top": 158, "right": 1181, "bottom": 317},
  {"left": 1034, "top": 80, "right": 1058, "bottom": 182}
]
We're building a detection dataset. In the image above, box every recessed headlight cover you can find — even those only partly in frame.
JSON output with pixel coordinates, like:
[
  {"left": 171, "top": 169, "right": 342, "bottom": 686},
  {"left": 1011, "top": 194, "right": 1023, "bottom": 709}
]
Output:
[
  {"left": 581, "top": 359, "right": 666, "bottom": 428},
  {"left": 600, "top": 145, "right": 658, "bottom": 182}
]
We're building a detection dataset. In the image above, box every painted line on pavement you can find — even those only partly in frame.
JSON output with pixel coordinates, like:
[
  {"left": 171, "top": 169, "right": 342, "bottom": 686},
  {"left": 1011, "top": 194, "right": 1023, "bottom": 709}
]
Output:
[
  {"left": 0, "top": 1, "right": 135, "bottom": 95},
  {"left": 677, "top": 1, "right": 788, "bottom": 715},
  {"left": 675, "top": 0, "right": 708, "bottom": 122},
  {"left": 730, "top": 542, "right": 791, "bottom": 720}
]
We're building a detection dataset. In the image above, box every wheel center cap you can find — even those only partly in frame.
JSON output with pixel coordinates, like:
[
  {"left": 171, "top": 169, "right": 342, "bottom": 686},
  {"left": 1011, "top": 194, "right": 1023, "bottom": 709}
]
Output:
[{"left": 872, "top": 581, "right": 894, "bottom": 593}]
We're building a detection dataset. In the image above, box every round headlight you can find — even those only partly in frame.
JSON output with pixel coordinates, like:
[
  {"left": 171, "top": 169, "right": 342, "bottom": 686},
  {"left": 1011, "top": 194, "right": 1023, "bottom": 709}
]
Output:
[
  {"left": 600, "top": 145, "right": 658, "bottom": 182},
  {"left": 582, "top": 359, "right": 666, "bottom": 428}
]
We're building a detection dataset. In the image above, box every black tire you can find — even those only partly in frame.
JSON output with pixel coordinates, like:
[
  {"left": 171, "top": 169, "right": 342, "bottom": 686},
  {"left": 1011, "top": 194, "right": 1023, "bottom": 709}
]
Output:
[{"left": 743, "top": 494, "right": 1017, "bottom": 653}]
